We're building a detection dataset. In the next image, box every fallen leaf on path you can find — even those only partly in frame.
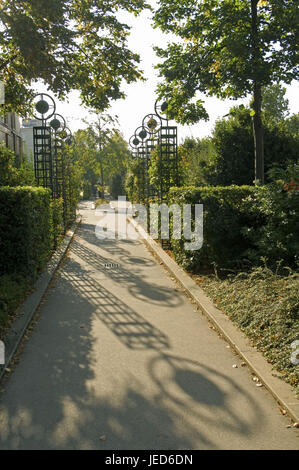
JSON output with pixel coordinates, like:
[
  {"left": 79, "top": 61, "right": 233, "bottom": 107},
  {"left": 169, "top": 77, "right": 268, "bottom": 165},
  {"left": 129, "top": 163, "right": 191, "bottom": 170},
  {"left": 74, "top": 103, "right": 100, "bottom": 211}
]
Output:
[
  {"left": 99, "top": 435, "right": 107, "bottom": 440},
  {"left": 293, "top": 422, "right": 299, "bottom": 428},
  {"left": 279, "top": 408, "right": 287, "bottom": 415},
  {"left": 232, "top": 364, "right": 238, "bottom": 368},
  {"left": 241, "top": 362, "right": 246, "bottom": 367}
]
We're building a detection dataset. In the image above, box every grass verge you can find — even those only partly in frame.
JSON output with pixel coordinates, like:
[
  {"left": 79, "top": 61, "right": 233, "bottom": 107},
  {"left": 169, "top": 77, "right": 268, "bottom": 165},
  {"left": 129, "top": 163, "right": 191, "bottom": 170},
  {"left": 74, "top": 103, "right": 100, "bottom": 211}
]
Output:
[{"left": 193, "top": 265, "right": 299, "bottom": 393}]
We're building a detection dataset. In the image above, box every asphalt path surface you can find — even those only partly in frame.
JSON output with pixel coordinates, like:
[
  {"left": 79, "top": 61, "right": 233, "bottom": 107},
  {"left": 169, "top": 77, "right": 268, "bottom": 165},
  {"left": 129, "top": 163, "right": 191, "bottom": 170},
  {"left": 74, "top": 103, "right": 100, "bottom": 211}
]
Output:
[{"left": 0, "top": 201, "right": 298, "bottom": 449}]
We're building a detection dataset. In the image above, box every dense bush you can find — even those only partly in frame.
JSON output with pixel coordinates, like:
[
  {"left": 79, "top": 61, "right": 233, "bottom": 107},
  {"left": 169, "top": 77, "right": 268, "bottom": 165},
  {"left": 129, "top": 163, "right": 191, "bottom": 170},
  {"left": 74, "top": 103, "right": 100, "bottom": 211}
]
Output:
[
  {"left": 242, "top": 184, "right": 299, "bottom": 269},
  {"left": 0, "top": 143, "right": 35, "bottom": 187},
  {"left": 168, "top": 183, "right": 299, "bottom": 272},
  {"left": 51, "top": 197, "right": 64, "bottom": 244},
  {"left": 110, "top": 173, "right": 126, "bottom": 198},
  {"left": 168, "top": 185, "right": 258, "bottom": 271},
  {"left": 82, "top": 180, "right": 93, "bottom": 200},
  {"left": 182, "top": 106, "right": 299, "bottom": 187},
  {"left": 125, "top": 158, "right": 147, "bottom": 203},
  {"left": 0, "top": 187, "right": 54, "bottom": 279}
]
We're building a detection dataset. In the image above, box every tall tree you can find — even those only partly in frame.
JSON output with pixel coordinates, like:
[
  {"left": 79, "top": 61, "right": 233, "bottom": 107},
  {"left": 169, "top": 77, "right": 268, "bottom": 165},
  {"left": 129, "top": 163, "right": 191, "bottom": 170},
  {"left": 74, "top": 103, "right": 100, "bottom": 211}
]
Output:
[
  {"left": 0, "top": 0, "right": 147, "bottom": 114},
  {"left": 73, "top": 120, "right": 131, "bottom": 197},
  {"left": 192, "top": 105, "right": 299, "bottom": 186},
  {"left": 87, "top": 113, "right": 118, "bottom": 195},
  {"left": 72, "top": 127, "right": 100, "bottom": 196},
  {"left": 153, "top": 0, "right": 298, "bottom": 184},
  {"left": 262, "top": 83, "right": 290, "bottom": 125}
]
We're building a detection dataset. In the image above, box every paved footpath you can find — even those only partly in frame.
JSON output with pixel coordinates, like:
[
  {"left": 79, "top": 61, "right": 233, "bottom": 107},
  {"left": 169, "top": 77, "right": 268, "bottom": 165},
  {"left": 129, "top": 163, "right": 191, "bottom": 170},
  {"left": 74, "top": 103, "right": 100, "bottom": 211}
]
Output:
[{"left": 0, "top": 201, "right": 298, "bottom": 450}]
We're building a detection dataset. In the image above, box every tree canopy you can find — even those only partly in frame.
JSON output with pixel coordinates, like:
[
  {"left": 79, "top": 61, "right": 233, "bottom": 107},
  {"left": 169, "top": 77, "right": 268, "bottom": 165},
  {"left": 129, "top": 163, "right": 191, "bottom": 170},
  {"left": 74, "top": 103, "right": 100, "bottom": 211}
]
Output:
[
  {"left": 154, "top": 0, "right": 298, "bottom": 121},
  {"left": 153, "top": 0, "right": 299, "bottom": 183},
  {"left": 177, "top": 104, "right": 299, "bottom": 187},
  {"left": 0, "top": 0, "right": 148, "bottom": 114},
  {"left": 262, "top": 83, "right": 290, "bottom": 125}
]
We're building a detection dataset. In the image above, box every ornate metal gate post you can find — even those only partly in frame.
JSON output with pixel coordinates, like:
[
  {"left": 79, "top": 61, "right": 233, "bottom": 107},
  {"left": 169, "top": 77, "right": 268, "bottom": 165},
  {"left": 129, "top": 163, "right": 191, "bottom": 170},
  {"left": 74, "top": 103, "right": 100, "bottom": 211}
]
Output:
[
  {"left": 64, "top": 128, "right": 76, "bottom": 224},
  {"left": 129, "top": 99, "right": 178, "bottom": 244},
  {"left": 129, "top": 134, "right": 142, "bottom": 203},
  {"left": 49, "top": 114, "right": 67, "bottom": 228},
  {"left": 134, "top": 126, "right": 148, "bottom": 204},
  {"left": 155, "top": 100, "right": 178, "bottom": 203},
  {"left": 32, "top": 94, "right": 56, "bottom": 193},
  {"left": 142, "top": 113, "right": 162, "bottom": 203}
]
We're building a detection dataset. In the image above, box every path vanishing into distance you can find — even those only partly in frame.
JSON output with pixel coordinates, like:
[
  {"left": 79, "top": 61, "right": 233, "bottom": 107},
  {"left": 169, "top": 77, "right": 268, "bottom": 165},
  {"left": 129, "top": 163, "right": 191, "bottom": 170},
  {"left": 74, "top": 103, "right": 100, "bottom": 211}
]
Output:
[{"left": 0, "top": 201, "right": 298, "bottom": 450}]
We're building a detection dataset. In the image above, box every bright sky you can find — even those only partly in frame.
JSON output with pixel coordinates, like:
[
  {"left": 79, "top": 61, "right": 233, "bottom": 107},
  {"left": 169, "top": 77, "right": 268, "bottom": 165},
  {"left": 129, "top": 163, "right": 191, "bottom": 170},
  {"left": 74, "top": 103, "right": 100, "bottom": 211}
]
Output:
[{"left": 33, "top": 5, "right": 299, "bottom": 144}]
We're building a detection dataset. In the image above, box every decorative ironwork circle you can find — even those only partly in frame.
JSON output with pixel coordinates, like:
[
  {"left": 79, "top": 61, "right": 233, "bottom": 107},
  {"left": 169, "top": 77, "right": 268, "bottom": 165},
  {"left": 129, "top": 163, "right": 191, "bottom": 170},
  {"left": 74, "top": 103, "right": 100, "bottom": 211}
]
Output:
[
  {"left": 135, "top": 126, "right": 148, "bottom": 141},
  {"left": 129, "top": 135, "right": 141, "bottom": 149},
  {"left": 59, "top": 126, "right": 71, "bottom": 139},
  {"left": 33, "top": 93, "right": 56, "bottom": 121},
  {"left": 65, "top": 137, "right": 73, "bottom": 145},
  {"left": 36, "top": 100, "right": 49, "bottom": 114},
  {"left": 64, "top": 127, "right": 74, "bottom": 145},
  {"left": 50, "top": 118, "right": 61, "bottom": 131},
  {"left": 50, "top": 113, "right": 66, "bottom": 133},
  {"left": 142, "top": 113, "right": 161, "bottom": 135},
  {"left": 154, "top": 99, "right": 169, "bottom": 121},
  {"left": 65, "top": 126, "right": 72, "bottom": 137}
]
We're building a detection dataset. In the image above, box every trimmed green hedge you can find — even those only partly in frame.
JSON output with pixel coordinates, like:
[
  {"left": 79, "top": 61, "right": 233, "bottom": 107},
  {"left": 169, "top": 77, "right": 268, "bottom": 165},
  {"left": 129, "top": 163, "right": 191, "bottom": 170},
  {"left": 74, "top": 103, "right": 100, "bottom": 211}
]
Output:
[
  {"left": 0, "top": 187, "right": 54, "bottom": 278},
  {"left": 52, "top": 196, "right": 64, "bottom": 244},
  {"left": 168, "top": 185, "right": 257, "bottom": 271},
  {"left": 0, "top": 273, "right": 30, "bottom": 335},
  {"left": 244, "top": 183, "right": 299, "bottom": 268},
  {"left": 168, "top": 184, "right": 299, "bottom": 272}
]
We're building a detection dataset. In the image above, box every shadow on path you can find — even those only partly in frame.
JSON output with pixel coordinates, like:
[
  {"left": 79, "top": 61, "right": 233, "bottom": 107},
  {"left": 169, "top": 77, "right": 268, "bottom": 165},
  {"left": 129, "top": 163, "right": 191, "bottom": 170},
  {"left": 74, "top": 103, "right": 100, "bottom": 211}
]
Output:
[
  {"left": 0, "top": 216, "right": 267, "bottom": 450},
  {"left": 71, "top": 228, "right": 182, "bottom": 308},
  {"left": 62, "top": 259, "right": 170, "bottom": 350}
]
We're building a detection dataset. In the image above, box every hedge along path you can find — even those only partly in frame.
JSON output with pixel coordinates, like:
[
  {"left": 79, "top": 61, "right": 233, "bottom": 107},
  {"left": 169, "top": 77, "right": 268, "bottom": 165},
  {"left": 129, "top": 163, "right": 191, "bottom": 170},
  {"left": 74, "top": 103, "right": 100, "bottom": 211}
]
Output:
[
  {"left": 168, "top": 184, "right": 299, "bottom": 271},
  {"left": 0, "top": 187, "right": 65, "bottom": 280},
  {"left": 0, "top": 215, "right": 82, "bottom": 383}
]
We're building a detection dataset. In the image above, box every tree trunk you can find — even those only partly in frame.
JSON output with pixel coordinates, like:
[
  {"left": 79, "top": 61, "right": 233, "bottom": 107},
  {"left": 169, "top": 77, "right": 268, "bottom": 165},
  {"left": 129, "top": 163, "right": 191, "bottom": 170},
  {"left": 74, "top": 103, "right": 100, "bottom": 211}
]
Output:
[
  {"left": 251, "top": 0, "right": 264, "bottom": 184},
  {"left": 100, "top": 161, "right": 104, "bottom": 197},
  {"left": 252, "top": 83, "right": 264, "bottom": 184}
]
